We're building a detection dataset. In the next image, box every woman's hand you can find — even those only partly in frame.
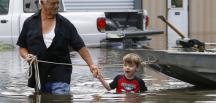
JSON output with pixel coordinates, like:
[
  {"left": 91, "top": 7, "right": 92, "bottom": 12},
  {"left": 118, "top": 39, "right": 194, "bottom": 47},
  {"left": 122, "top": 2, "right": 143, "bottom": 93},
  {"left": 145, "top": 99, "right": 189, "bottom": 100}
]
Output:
[
  {"left": 90, "top": 65, "right": 100, "bottom": 78},
  {"left": 25, "top": 54, "right": 36, "bottom": 64}
]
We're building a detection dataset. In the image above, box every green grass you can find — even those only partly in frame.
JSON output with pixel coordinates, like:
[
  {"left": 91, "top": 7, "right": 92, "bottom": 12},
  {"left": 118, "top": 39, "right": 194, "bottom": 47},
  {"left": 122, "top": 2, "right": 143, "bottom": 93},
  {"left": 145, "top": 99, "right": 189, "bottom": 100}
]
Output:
[{"left": 0, "top": 43, "right": 15, "bottom": 51}]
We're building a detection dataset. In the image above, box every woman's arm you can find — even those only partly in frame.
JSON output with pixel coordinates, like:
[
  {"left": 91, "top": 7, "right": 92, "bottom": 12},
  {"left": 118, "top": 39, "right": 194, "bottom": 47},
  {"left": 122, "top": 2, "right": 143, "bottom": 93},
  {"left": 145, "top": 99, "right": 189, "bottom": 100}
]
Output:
[
  {"left": 19, "top": 47, "right": 36, "bottom": 64},
  {"left": 19, "top": 47, "right": 29, "bottom": 59},
  {"left": 78, "top": 47, "right": 99, "bottom": 77}
]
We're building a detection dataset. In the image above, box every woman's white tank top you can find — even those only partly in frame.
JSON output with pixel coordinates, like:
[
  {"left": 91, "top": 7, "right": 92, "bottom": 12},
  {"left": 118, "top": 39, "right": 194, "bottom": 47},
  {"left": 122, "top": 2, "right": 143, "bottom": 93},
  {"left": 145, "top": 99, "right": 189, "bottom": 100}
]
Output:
[{"left": 43, "top": 23, "right": 56, "bottom": 48}]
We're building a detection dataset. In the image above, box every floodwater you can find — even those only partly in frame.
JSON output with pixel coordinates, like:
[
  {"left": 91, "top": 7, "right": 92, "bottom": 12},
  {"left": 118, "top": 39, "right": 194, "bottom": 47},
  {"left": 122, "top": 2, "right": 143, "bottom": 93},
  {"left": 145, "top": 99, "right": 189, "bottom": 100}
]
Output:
[{"left": 0, "top": 48, "right": 216, "bottom": 103}]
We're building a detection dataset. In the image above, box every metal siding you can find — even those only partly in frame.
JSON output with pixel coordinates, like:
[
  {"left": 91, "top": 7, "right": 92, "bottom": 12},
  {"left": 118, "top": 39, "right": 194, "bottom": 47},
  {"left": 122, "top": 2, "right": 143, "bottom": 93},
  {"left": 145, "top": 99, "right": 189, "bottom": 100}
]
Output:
[
  {"left": 142, "top": 0, "right": 167, "bottom": 49},
  {"left": 63, "top": 0, "right": 135, "bottom": 11},
  {"left": 189, "top": 0, "right": 216, "bottom": 43},
  {"left": 142, "top": 0, "right": 216, "bottom": 49}
]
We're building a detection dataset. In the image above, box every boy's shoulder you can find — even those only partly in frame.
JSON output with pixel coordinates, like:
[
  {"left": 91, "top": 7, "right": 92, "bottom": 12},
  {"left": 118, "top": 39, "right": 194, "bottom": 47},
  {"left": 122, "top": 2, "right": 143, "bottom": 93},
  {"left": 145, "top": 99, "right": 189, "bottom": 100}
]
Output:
[
  {"left": 134, "top": 75, "right": 142, "bottom": 80},
  {"left": 134, "top": 76, "right": 146, "bottom": 84},
  {"left": 115, "top": 74, "right": 123, "bottom": 77},
  {"left": 114, "top": 74, "right": 124, "bottom": 80}
]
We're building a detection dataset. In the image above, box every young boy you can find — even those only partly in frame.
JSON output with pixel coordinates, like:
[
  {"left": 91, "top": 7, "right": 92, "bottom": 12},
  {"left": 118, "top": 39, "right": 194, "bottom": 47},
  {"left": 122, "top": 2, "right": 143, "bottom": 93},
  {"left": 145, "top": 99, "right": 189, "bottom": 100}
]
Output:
[{"left": 97, "top": 53, "right": 147, "bottom": 93}]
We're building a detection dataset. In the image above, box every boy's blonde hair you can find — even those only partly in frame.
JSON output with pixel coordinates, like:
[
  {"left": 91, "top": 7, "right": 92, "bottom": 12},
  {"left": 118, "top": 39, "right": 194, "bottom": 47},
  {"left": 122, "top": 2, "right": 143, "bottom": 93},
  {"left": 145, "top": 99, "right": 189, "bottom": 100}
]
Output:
[{"left": 123, "top": 53, "right": 141, "bottom": 67}]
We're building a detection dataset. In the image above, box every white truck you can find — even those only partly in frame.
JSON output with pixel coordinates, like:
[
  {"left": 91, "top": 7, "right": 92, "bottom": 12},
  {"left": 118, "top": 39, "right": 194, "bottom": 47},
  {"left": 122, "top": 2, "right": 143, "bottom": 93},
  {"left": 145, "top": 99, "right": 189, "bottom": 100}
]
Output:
[{"left": 0, "top": 0, "right": 162, "bottom": 48}]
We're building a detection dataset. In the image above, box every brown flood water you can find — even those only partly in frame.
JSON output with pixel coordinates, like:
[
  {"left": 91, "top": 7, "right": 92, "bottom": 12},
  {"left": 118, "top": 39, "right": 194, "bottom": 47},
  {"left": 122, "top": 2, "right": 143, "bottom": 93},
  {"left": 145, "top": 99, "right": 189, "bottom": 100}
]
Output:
[{"left": 0, "top": 48, "right": 216, "bottom": 103}]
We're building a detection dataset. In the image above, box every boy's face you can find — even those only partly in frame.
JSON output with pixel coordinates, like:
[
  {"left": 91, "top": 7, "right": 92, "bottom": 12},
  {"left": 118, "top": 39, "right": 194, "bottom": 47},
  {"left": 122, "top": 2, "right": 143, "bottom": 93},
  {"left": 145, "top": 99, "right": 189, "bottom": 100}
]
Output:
[{"left": 123, "top": 62, "right": 138, "bottom": 79}]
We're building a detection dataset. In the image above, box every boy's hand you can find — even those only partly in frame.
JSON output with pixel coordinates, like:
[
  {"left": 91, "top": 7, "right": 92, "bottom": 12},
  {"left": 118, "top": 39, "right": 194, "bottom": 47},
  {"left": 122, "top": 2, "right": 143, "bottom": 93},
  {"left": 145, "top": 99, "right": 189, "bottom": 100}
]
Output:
[{"left": 96, "top": 70, "right": 103, "bottom": 80}]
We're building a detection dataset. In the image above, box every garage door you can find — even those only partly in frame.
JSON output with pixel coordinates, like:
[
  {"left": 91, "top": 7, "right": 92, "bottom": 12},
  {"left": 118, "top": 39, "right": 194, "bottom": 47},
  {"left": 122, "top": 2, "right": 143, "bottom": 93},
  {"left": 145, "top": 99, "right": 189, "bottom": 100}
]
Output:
[{"left": 63, "top": 0, "right": 141, "bottom": 11}]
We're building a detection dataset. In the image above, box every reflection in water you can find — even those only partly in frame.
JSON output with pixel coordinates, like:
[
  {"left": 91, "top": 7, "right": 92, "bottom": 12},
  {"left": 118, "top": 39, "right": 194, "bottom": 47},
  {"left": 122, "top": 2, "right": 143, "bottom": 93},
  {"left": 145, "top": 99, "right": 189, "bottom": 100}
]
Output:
[
  {"left": 27, "top": 93, "right": 144, "bottom": 103},
  {"left": 28, "top": 93, "right": 72, "bottom": 103},
  {"left": 0, "top": 48, "right": 216, "bottom": 103}
]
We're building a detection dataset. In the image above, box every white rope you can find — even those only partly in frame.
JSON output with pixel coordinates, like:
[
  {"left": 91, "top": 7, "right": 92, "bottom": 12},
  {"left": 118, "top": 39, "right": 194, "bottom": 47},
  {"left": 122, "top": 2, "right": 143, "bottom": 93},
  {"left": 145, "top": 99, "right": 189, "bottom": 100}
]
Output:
[
  {"left": 34, "top": 57, "right": 41, "bottom": 92},
  {"left": 26, "top": 57, "right": 75, "bottom": 92},
  {"left": 37, "top": 60, "right": 73, "bottom": 66},
  {"left": 26, "top": 57, "right": 41, "bottom": 92}
]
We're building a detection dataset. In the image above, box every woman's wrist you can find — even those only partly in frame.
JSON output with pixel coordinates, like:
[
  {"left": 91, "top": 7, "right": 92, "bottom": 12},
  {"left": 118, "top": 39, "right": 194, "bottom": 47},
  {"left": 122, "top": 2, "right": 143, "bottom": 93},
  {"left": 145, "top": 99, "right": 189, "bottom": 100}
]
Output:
[
  {"left": 23, "top": 53, "right": 29, "bottom": 59},
  {"left": 89, "top": 64, "right": 96, "bottom": 72}
]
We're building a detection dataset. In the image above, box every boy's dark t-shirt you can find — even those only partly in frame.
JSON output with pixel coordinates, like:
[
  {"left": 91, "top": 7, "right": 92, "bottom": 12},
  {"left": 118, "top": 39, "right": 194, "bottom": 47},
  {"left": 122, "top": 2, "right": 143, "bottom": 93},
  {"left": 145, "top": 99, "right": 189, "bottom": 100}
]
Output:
[{"left": 109, "top": 75, "right": 147, "bottom": 93}]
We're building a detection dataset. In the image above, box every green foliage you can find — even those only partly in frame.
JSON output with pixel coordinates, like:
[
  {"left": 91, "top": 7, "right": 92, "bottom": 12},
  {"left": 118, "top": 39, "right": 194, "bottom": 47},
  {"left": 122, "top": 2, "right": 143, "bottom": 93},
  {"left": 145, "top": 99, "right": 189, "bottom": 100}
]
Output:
[{"left": 0, "top": 43, "right": 15, "bottom": 51}]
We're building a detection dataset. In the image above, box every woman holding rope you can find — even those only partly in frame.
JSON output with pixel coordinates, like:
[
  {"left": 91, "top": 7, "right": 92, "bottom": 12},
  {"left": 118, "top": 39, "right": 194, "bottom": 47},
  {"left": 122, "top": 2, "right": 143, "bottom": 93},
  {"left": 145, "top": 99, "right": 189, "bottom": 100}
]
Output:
[{"left": 17, "top": 0, "right": 99, "bottom": 94}]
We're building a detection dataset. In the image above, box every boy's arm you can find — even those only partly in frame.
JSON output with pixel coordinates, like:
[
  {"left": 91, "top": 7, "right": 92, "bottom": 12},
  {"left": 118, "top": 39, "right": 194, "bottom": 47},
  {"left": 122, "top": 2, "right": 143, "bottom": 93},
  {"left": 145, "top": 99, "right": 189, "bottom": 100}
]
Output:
[
  {"left": 98, "top": 75, "right": 112, "bottom": 91},
  {"left": 139, "top": 79, "right": 148, "bottom": 92},
  {"left": 98, "top": 74, "right": 120, "bottom": 91}
]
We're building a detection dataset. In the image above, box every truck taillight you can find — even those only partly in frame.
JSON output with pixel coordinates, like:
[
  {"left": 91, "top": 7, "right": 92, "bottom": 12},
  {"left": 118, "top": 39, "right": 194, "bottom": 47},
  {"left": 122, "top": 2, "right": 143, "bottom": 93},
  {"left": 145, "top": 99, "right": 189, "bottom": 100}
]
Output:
[
  {"left": 97, "top": 17, "right": 106, "bottom": 32},
  {"left": 145, "top": 16, "right": 149, "bottom": 30}
]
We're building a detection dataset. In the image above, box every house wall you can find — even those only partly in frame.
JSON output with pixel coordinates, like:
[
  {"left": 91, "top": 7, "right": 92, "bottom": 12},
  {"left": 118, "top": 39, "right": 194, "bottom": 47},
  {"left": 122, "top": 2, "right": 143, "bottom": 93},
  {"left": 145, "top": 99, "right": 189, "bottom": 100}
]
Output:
[
  {"left": 143, "top": 0, "right": 216, "bottom": 49},
  {"left": 189, "top": 0, "right": 216, "bottom": 44},
  {"left": 142, "top": 0, "right": 167, "bottom": 49}
]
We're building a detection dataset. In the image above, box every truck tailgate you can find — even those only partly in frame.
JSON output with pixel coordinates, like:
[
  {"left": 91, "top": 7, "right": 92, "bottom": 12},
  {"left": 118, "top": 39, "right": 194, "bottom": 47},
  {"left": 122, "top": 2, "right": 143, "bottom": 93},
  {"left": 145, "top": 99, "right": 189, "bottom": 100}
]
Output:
[{"left": 106, "top": 30, "right": 164, "bottom": 40}]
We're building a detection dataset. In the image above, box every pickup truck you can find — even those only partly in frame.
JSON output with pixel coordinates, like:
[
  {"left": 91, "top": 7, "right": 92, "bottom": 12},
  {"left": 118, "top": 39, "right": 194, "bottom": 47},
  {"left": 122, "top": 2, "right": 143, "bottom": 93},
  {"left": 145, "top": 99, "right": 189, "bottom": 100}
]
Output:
[{"left": 0, "top": 0, "right": 163, "bottom": 48}]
